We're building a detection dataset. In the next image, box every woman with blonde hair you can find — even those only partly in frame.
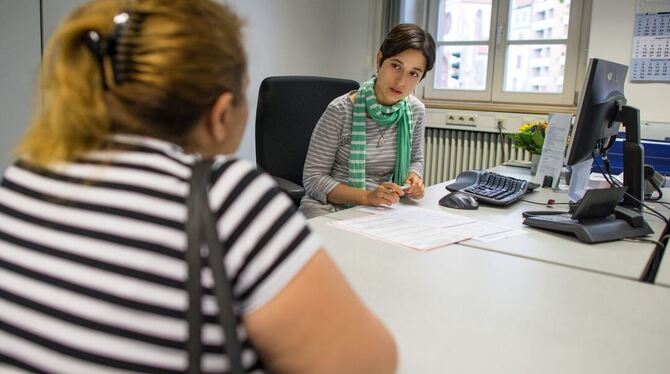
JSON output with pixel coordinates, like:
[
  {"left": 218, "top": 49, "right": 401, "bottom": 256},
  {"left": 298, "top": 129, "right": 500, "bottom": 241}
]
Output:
[{"left": 0, "top": 1, "right": 396, "bottom": 372}]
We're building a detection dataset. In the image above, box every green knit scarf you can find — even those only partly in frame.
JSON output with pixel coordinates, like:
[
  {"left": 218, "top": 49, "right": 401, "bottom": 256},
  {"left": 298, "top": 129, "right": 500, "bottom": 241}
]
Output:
[{"left": 348, "top": 77, "right": 413, "bottom": 189}]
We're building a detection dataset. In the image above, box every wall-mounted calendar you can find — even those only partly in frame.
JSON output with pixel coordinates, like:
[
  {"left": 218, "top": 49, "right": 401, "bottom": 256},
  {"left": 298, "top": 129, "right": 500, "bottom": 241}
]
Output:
[{"left": 631, "top": 0, "right": 670, "bottom": 82}]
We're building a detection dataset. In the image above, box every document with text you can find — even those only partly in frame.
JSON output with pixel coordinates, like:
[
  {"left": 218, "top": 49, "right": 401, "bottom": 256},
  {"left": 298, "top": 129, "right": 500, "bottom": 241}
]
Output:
[
  {"left": 328, "top": 205, "right": 526, "bottom": 250},
  {"left": 357, "top": 204, "right": 477, "bottom": 228},
  {"left": 330, "top": 214, "right": 472, "bottom": 251}
]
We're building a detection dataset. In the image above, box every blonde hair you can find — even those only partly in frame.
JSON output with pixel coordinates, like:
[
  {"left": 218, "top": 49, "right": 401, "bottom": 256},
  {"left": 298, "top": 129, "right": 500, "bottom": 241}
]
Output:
[{"left": 18, "top": 0, "right": 246, "bottom": 166}]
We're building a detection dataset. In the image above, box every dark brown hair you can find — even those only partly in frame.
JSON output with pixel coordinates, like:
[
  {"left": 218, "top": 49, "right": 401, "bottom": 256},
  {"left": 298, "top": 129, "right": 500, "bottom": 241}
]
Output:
[{"left": 379, "top": 23, "right": 436, "bottom": 79}]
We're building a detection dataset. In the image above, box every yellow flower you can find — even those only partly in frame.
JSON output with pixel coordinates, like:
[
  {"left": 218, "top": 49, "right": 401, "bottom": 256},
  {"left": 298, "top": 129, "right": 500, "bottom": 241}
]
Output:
[
  {"left": 519, "top": 123, "right": 532, "bottom": 132},
  {"left": 512, "top": 120, "right": 549, "bottom": 154}
]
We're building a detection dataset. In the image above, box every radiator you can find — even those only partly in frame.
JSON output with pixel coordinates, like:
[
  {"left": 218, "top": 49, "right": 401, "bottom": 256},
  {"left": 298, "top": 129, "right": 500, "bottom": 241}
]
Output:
[{"left": 423, "top": 128, "right": 532, "bottom": 186}]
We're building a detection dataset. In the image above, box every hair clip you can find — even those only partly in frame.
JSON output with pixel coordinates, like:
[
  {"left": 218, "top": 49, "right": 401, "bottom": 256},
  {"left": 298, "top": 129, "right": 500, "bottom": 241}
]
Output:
[
  {"left": 82, "top": 10, "right": 144, "bottom": 89},
  {"left": 108, "top": 11, "right": 139, "bottom": 85},
  {"left": 83, "top": 30, "right": 109, "bottom": 90}
]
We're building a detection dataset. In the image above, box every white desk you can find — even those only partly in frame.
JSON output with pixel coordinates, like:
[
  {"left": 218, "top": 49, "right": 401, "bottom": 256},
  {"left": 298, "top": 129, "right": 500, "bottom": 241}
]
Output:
[
  {"left": 647, "top": 193, "right": 670, "bottom": 287},
  {"left": 327, "top": 166, "right": 667, "bottom": 280},
  {"left": 308, "top": 216, "right": 670, "bottom": 374},
  {"left": 655, "top": 249, "right": 670, "bottom": 288},
  {"left": 656, "top": 250, "right": 670, "bottom": 287}
]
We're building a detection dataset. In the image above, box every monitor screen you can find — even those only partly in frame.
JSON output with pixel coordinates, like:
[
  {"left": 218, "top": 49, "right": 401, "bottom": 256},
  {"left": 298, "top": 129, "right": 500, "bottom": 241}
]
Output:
[{"left": 566, "top": 58, "right": 628, "bottom": 166}]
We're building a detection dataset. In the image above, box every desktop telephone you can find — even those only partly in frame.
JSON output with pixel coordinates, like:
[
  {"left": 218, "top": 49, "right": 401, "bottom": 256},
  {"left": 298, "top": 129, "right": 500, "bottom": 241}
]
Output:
[{"left": 522, "top": 187, "right": 653, "bottom": 243}]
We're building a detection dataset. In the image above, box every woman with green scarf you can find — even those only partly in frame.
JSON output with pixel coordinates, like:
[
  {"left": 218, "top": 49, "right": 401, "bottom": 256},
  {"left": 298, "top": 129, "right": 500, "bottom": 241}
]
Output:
[{"left": 300, "top": 24, "right": 436, "bottom": 219}]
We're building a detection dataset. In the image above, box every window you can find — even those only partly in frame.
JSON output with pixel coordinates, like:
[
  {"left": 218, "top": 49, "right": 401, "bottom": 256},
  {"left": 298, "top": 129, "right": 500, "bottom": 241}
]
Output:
[{"left": 424, "top": 0, "right": 587, "bottom": 107}]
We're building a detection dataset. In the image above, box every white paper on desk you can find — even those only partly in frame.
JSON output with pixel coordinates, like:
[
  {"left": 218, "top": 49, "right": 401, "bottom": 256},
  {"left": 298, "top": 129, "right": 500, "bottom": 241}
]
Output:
[
  {"left": 329, "top": 215, "right": 471, "bottom": 251},
  {"left": 356, "top": 204, "right": 476, "bottom": 228},
  {"left": 472, "top": 228, "right": 527, "bottom": 242},
  {"left": 449, "top": 221, "right": 510, "bottom": 237},
  {"left": 448, "top": 221, "right": 526, "bottom": 242},
  {"left": 534, "top": 113, "right": 572, "bottom": 188}
]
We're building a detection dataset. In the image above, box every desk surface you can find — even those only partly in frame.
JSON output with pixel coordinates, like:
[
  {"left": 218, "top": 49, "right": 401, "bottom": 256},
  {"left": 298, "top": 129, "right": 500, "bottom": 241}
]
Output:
[
  {"left": 648, "top": 193, "right": 670, "bottom": 287},
  {"left": 308, "top": 216, "right": 670, "bottom": 374},
  {"left": 328, "top": 166, "right": 667, "bottom": 280},
  {"left": 656, "top": 250, "right": 670, "bottom": 287}
]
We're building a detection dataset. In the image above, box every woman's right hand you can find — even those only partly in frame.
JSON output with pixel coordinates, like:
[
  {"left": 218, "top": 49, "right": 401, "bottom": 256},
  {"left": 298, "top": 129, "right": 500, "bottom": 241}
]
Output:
[{"left": 364, "top": 182, "right": 404, "bottom": 206}]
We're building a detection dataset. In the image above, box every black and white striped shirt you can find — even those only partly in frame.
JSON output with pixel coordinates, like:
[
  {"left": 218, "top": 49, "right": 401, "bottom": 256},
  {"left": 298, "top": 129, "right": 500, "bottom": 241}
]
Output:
[
  {"left": 0, "top": 134, "right": 320, "bottom": 373},
  {"left": 301, "top": 92, "right": 425, "bottom": 205}
]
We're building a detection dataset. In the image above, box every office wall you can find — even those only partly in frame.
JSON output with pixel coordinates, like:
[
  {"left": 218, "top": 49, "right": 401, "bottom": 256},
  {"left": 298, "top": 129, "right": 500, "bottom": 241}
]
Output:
[
  {"left": 0, "top": 0, "right": 377, "bottom": 167},
  {"left": 0, "top": 0, "right": 41, "bottom": 170},
  {"left": 589, "top": 0, "right": 670, "bottom": 131},
  {"left": 227, "top": 0, "right": 379, "bottom": 161},
  {"left": 41, "top": 0, "right": 88, "bottom": 39}
]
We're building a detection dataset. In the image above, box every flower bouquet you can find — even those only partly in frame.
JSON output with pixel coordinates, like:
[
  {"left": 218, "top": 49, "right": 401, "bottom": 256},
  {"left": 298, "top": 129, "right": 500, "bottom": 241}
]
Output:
[
  {"left": 511, "top": 120, "right": 548, "bottom": 155},
  {"left": 510, "top": 120, "right": 548, "bottom": 175}
]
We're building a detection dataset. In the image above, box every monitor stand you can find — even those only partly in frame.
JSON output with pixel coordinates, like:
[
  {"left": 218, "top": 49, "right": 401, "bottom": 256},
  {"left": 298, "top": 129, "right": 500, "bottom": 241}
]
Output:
[{"left": 619, "top": 105, "right": 644, "bottom": 210}]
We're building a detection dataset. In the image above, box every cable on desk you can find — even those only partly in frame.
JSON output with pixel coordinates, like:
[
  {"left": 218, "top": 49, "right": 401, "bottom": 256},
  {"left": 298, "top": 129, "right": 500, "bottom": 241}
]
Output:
[
  {"left": 609, "top": 191, "right": 667, "bottom": 224},
  {"left": 520, "top": 199, "right": 570, "bottom": 205},
  {"left": 655, "top": 201, "right": 670, "bottom": 210},
  {"left": 640, "top": 222, "right": 670, "bottom": 284},
  {"left": 592, "top": 155, "right": 621, "bottom": 187},
  {"left": 590, "top": 155, "right": 670, "bottom": 283},
  {"left": 592, "top": 157, "right": 669, "bottom": 284},
  {"left": 600, "top": 158, "right": 668, "bottom": 223},
  {"left": 592, "top": 156, "right": 669, "bottom": 225},
  {"left": 643, "top": 208, "right": 669, "bottom": 224},
  {"left": 603, "top": 157, "right": 619, "bottom": 187},
  {"left": 497, "top": 123, "right": 508, "bottom": 164},
  {"left": 623, "top": 237, "right": 664, "bottom": 248},
  {"left": 629, "top": 197, "right": 668, "bottom": 224}
]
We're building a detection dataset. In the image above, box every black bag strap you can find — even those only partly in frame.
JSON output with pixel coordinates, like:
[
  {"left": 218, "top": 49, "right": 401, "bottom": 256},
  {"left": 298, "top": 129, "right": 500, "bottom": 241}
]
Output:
[
  {"left": 185, "top": 162, "right": 204, "bottom": 373},
  {"left": 187, "top": 159, "right": 245, "bottom": 374}
]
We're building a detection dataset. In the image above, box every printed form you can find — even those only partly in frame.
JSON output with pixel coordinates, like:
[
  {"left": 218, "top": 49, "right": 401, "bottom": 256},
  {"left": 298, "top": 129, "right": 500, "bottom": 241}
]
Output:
[{"left": 330, "top": 205, "right": 525, "bottom": 251}]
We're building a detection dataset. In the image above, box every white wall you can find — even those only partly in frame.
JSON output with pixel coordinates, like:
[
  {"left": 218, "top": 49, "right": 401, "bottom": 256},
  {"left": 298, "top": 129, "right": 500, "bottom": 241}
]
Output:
[
  {"left": 41, "top": 0, "right": 88, "bottom": 39},
  {"left": 0, "top": 0, "right": 41, "bottom": 170},
  {"left": 228, "top": 0, "right": 377, "bottom": 161},
  {"left": 325, "top": 0, "right": 380, "bottom": 81},
  {"left": 589, "top": 0, "right": 670, "bottom": 131}
]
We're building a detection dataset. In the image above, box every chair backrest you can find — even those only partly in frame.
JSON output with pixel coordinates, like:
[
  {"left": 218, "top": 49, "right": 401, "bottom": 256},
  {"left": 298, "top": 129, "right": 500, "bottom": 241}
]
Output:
[{"left": 255, "top": 76, "right": 359, "bottom": 187}]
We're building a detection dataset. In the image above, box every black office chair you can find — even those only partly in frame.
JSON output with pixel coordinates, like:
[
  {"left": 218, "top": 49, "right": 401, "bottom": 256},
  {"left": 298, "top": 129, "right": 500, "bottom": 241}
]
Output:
[{"left": 255, "top": 76, "right": 359, "bottom": 206}]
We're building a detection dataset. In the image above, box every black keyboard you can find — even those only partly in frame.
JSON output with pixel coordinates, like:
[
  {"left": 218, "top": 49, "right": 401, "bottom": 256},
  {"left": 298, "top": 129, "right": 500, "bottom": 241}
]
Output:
[{"left": 446, "top": 170, "right": 529, "bottom": 206}]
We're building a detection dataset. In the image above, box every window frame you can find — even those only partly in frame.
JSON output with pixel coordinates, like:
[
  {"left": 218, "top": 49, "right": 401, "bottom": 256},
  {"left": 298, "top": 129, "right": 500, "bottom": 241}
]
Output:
[
  {"left": 425, "top": 0, "right": 499, "bottom": 101},
  {"left": 422, "top": 0, "right": 588, "bottom": 108}
]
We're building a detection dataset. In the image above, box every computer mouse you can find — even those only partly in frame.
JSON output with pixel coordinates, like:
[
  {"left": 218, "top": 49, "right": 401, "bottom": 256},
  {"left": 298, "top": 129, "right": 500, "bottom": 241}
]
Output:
[{"left": 439, "top": 191, "right": 479, "bottom": 210}]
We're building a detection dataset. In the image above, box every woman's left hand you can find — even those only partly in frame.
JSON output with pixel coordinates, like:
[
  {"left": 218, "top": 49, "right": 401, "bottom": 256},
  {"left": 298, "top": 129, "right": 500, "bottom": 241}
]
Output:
[{"left": 403, "top": 172, "right": 424, "bottom": 199}]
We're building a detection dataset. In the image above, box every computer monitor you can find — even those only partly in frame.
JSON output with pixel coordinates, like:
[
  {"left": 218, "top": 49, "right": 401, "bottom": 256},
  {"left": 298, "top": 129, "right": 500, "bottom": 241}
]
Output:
[
  {"left": 565, "top": 58, "right": 644, "bottom": 210},
  {"left": 566, "top": 58, "right": 627, "bottom": 166}
]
